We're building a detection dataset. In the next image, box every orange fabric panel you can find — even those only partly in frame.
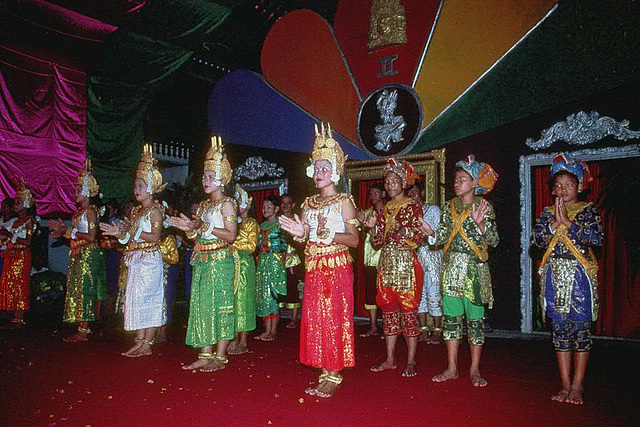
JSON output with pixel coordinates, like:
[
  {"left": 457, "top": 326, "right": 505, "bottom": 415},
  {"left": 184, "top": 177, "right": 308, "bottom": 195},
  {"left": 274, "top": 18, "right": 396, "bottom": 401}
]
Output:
[
  {"left": 414, "top": 0, "right": 558, "bottom": 129},
  {"left": 261, "top": 9, "right": 361, "bottom": 145}
]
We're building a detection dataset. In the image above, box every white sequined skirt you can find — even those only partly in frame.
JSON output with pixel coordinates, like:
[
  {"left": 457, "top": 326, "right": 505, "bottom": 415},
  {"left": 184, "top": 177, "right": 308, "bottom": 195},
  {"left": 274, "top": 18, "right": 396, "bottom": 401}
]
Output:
[{"left": 123, "top": 249, "right": 166, "bottom": 331}]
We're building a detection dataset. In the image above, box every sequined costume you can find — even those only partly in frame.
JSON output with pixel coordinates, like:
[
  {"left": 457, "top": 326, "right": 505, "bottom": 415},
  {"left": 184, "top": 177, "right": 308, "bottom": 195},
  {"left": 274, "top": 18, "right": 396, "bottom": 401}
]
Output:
[
  {"left": 118, "top": 204, "right": 167, "bottom": 331},
  {"left": 230, "top": 216, "right": 259, "bottom": 332},
  {"left": 255, "top": 220, "right": 287, "bottom": 318},
  {"left": 63, "top": 205, "right": 107, "bottom": 323},
  {"left": 532, "top": 202, "right": 602, "bottom": 351},
  {"left": 186, "top": 198, "right": 236, "bottom": 347},
  {"left": 371, "top": 197, "right": 425, "bottom": 337},
  {"left": 417, "top": 203, "right": 443, "bottom": 316},
  {"left": 299, "top": 193, "right": 356, "bottom": 371},
  {"left": 0, "top": 216, "right": 35, "bottom": 311},
  {"left": 362, "top": 206, "right": 382, "bottom": 311},
  {"left": 436, "top": 196, "right": 499, "bottom": 345}
]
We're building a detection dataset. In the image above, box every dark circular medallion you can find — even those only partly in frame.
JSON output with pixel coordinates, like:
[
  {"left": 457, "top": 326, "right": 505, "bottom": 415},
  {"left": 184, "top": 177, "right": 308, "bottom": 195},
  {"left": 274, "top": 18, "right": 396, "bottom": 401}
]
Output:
[{"left": 357, "top": 83, "right": 423, "bottom": 157}]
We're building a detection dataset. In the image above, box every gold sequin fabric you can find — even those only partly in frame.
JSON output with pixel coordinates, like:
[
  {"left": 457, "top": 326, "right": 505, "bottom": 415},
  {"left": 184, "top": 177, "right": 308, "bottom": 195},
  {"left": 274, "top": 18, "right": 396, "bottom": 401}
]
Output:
[
  {"left": 0, "top": 247, "right": 31, "bottom": 310},
  {"left": 63, "top": 245, "right": 107, "bottom": 323},
  {"left": 378, "top": 245, "right": 415, "bottom": 293},
  {"left": 549, "top": 258, "right": 578, "bottom": 314},
  {"left": 304, "top": 242, "right": 352, "bottom": 272},
  {"left": 440, "top": 251, "right": 493, "bottom": 308}
]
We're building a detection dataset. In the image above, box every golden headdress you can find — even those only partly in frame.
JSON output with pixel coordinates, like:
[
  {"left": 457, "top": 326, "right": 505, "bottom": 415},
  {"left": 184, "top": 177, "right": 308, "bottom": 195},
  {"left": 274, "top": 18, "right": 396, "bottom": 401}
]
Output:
[
  {"left": 136, "top": 143, "right": 165, "bottom": 194},
  {"left": 305, "top": 122, "right": 347, "bottom": 183},
  {"left": 233, "top": 184, "right": 253, "bottom": 210},
  {"left": 384, "top": 157, "right": 417, "bottom": 189},
  {"left": 204, "top": 136, "right": 232, "bottom": 187},
  {"left": 77, "top": 158, "right": 100, "bottom": 198},
  {"left": 15, "top": 178, "right": 34, "bottom": 208}
]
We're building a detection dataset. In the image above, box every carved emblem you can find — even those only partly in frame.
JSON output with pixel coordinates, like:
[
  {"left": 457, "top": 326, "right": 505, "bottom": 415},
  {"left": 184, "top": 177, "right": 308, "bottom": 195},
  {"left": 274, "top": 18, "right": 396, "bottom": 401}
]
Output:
[
  {"left": 367, "top": 0, "right": 407, "bottom": 52},
  {"left": 526, "top": 111, "right": 640, "bottom": 150},
  {"left": 373, "top": 89, "right": 406, "bottom": 152},
  {"left": 233, "top": 156, "right": 284, "bottom": 181}
]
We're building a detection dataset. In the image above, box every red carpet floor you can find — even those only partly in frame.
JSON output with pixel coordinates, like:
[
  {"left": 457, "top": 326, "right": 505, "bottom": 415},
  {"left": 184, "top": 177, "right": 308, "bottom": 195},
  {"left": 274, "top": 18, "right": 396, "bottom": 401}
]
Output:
[{"left": 2, "top": 319, "right": 639, "bottom": 427}]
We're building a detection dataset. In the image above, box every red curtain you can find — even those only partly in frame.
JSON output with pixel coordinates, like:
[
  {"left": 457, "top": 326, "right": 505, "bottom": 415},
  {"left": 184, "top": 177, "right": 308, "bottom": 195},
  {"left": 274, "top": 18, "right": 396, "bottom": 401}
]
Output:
[
  {"left": 353, "top": 179, "right": 383, "bottom": 317},
  {"left": 252, "top": 188, "right": 280, "bottom": 223},
  {"left": 533, "top": 161, "right": 640, "bottom": 338}
]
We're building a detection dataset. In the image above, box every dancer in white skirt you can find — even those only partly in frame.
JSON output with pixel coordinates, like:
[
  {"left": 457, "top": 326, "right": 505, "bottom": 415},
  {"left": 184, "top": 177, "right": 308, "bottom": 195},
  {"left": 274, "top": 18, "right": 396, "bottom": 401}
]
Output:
[{"left": 101, "top": 143, "right": 166, "bottom": 357}]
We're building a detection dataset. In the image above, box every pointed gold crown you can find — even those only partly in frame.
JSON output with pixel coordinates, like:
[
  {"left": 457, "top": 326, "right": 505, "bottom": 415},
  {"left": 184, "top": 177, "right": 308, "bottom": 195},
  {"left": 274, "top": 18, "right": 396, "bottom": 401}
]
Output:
[
  {"left": 204, "top": 136, "right": 232, "bottom": 186},
  {"left": 136, "top": 143, "right": 165, "bottom": 194},
  {"left": 15, "top": 178, "right": 33, "bottom": 208},
  {"left": 77, "top": 157, "right": 100, "bottom": 197},
  {"left": 307, "top": 122, "right": 347, "bottom": 183}
]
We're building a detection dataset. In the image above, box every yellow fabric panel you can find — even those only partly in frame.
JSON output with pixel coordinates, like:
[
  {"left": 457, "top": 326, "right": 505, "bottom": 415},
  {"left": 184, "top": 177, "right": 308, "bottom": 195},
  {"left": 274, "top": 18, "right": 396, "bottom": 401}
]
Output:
[{"left": 414, "top": 0, "right": 558, "bottom": 128}]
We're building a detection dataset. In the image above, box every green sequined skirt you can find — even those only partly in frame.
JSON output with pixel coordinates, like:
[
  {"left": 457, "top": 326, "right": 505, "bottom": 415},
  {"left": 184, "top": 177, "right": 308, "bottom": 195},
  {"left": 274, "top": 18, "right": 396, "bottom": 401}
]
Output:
[
  {"left": 255, "top": 253, "right": 286, "bottom": 317},
  {"left": 233, "top": 250, "right": 256, "bottom": 332},
  {"left": 186, "top": 247, "right": 235, "bottom": 347},
  {"left": 63, "top": 246, "right": 107, "bottom": 323}
]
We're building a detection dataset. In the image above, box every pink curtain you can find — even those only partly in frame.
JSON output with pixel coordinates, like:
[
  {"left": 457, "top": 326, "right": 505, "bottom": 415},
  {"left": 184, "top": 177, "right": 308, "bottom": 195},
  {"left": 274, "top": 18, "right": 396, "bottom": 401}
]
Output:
[{"left": 0, "top": 1, "right": 118, "bottom": 215}]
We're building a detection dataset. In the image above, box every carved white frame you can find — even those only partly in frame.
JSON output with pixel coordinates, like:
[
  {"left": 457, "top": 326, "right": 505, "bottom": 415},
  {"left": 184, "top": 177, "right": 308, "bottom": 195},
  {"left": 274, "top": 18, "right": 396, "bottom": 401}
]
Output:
[{"left": 519, "top": 144, "right": 640, "bottom": 333}]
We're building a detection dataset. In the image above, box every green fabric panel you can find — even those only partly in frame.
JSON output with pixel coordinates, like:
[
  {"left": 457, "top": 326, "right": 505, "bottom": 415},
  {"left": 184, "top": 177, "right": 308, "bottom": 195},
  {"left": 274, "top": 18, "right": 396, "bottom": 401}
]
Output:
[
  {"left": 412, "top": 0, "right": 640, "bottom": 153},
  {"left": 87, "top": 1, "right": 230, "bottom": 202}
]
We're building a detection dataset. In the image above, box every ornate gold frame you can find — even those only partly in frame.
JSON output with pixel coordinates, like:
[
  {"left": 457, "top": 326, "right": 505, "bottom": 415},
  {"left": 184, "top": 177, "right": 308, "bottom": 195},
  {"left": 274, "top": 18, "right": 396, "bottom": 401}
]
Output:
[{"left": 345, "top": 148, "right": 446, "bottom": 206}]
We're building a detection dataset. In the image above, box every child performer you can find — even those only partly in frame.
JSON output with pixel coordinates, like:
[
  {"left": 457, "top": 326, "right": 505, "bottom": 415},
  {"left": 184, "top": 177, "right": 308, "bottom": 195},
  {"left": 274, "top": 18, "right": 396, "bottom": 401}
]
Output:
[
  {"left": 0, "top": 198, "right": 17, "bottom": 277},
  {"left": 431, "top": 154, "right": 498, "bottom": 387},
  {"left": 254, "top": 195, "right": 287, "bottom": 341},
  {"left": 531, "top": 153, "right": 602, "bottom": 405},
  {"left": 49, "top": 159, "right": 107, "bottom": 342},
  {"left": 280, "top": 194, "right": 304, "bottom": 329},
  {"left": 170, "top": 136, "right": 237, "bottom": 372},
  {"left": 0, "top": 179, "right": 37, "bottom": 327},
  {"left": 280, "top": 123, "right": 359, "bottom": 398},
  {"left": 364, "top": 159, "right": 425, "bottom": 377},
  {"left": 358, "top": 184, "right": 385, "bottom": 337},
  {"left": 407, "top": 181, "right": 444, "bottom": 344},
  {"left": 228, "top": 185, "right": 259, "bottom": 355},
  {"left": 100, "top": 144, "right": 167, "bottom": 357}
]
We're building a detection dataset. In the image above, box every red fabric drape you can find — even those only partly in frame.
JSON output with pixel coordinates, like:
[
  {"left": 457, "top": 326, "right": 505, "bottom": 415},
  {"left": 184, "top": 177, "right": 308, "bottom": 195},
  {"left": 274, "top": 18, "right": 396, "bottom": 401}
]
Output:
[
  {"left": 533, "top": 161, "right": 640, "bottom": 338},
  {"left": 354, "top": 179, "right": 383, "bottom": 317},
  {"left": 252, "top": 188, "right": 280, "bottom": 223}
]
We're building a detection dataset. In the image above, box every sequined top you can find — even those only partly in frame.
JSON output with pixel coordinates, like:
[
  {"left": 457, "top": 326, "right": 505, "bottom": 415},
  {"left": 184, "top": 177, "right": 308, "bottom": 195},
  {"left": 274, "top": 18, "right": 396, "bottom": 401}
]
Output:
[
  {"left": 302, "top": 194, "right": 351, "bottom": 244},
  {"left": 371, "top": 197, "right": 425, "bottom": 249},
  {"left": 363, "top": 206, "right": 382, "bottom": 267},
  {"left": 259, "top": 220, "right": 287, "bottom": 254},
  {"left": 71, "top": 205, "right": 98, "bottom": 236},
  {"left": 197, "top": 197, "right": 237, "bottom": 241},
  {"left": 118, "top": 204, "right": 164, "bottom": 245},
  {"left": 435, "top": 196, "right": 499, "bottom": 260},
  {"left": 231, "top": 217, "right": 259, "bottom": 253},
  {"left": 531, "top": 202, "right": 602, "bottom": 257},
  {"left": 6, "top": 216, "right": 36, "bottom": 248}
]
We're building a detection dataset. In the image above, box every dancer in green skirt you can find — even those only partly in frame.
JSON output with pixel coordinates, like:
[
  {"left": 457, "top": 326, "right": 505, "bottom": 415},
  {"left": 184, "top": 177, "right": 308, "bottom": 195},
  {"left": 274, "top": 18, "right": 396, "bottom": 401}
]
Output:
[
  {"left": 171, "top": 137, "right": 237, "bottom": 372},
  {"left": 228, "top": 185, "right": 259, "bottom": 355}
]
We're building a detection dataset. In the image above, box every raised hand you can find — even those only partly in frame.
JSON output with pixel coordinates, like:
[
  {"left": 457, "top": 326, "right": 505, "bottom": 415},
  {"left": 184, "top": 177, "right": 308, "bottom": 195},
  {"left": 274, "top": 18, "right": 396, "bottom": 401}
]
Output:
[
  {"left": 363, "top": 209, "right": 378, "bottom": 229},
  {"left": 471, "top": 199, "right": 488, "bottom": 226},
  {"left": 118, "top": 218, "right": 130, "bottom": 233},
  {"left": 556, "top": 197, "right": 571, "bottom": 228},
  {"left": 47, "top": 219, "right": 66, "bottom": 238},
  {"left": 418, "top": 217, "right": 434, "bottom": 236},
  {"left": 279, "top": 214, "right": 305, "bottom": 238},
  {"left": 170, "top": 213, "right": 195, "bottom": 232},
  {"left": 100, "top": 221, "right": 119, "bottom": 237}
]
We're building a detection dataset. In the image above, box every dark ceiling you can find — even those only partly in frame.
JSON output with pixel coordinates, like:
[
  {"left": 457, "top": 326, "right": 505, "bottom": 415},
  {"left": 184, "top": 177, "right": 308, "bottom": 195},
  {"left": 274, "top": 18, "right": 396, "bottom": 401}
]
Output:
[{"left": 147, "top": 0, "right": 339, "bottom": 146}]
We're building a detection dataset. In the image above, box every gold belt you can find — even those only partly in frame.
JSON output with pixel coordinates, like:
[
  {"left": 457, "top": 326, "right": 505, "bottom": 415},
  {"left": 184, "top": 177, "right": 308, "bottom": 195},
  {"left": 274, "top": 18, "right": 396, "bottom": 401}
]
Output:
[
  {"left": 127, "top": 241, "right": 160, "bottom": 251},
  {"left": 71, "top": 239, "right": 96, "bottom": 250},
  {"left": 194, "top": 240, "right": 228, "bottom": 253},
  {"left": 305, "top": 242, "right": 348, "bottom": 258}
]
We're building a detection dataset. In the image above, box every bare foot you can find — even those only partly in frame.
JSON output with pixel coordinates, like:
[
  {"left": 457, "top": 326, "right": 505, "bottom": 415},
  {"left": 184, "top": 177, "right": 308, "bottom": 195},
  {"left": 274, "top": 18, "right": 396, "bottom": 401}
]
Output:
[
  {"left": 471, "top": 372, "right": 487, "bottom": 387},
  {"left": 199, "top": 359, "right": 227, "bottom": 372},
  {"left": 63, "top": 332, "right": 89, "bottom": 343},
  {"left": 402, "top": 363, "right": 417, "bottom": 377},
  {"left": 567, "top": 388, "right": 584, "bottom": 405},
  {"left": 262, "top": 333, "right": 276, "bottom": 342},
  {"left": 359, "top": 329, "right": 379, "bottom": 338},
  {"left": 126, "top": 344, "right": 152, "bottom": 358},
  {"left": 418, "top": 331, "right": 430, "bottom": 342},
  {"left": 254, "top": 333, "right": 268, "bottom": 341},
  {"left": 551, "top": 388, "right": 570, "bottom": 403},
  {"left": 227, "top": 341, "right": 237, "bottom": 353},
  {"left": 154, "top": 333, "right": 167, "bottom": 344},
  {"left": 314, "top": 380, "right": 339, "bottom": 398},
  {"left": 427, "top": 332, "right": 441, "bottom": 345},
  {"left": 371, "top": 361, "right": 397, "bottom": 372},
  {"left": 228, "top": 343, "right": 248, "bottom": 355},
  {"left": 286, "top": 320, "right": 298, "bottom": 329},
  {"left": 121, "top": 341, "right": 142, "bottom": 356},
  {"left": 432, "top": 369, "right": 458, "bottom": 383},
  {"left": 182, "top": 358, "right": 213, "bottom": 370}
]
